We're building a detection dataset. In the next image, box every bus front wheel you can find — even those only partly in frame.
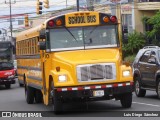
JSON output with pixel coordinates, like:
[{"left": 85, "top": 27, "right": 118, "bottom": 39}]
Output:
[
  {"left": 25, "top": 86, "right": 35, "bottom": 104},
  {"left": 120, "top": 92, "right": 132, "bottom": 108},
  {"left": 35, "top": 89, "right": 43, "bottom": 103},
  {"left": 51, "top": 84, "right": 63, "bottom": 113}
]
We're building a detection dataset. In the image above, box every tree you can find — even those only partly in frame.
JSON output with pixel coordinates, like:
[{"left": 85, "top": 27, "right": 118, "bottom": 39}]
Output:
[
  {"left": 123, "top": 31, "right": 145, "bottom": 55},
  {"left": 147, "top": 10, "right": 160, "bottom": 38}
]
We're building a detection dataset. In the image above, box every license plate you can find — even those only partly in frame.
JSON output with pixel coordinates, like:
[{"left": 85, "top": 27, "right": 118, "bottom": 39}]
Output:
[{"left": 93, "top": 90, "right": 104, "bottom": 97}]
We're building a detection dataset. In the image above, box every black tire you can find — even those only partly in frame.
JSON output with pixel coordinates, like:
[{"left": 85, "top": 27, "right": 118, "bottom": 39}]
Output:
[
  {"left": 51, "top": 82, "right": 63, "bottom": 114},
  {"left": 53, "top": 95, "right": 63, "bottom": 114},
  {"left": 156, "top": 79, "right": 160, "bottom": 99},
  {"left": 134, "top": 76, "right": 146, "bottom": 97},
  {"left": 5, "top": 84, "right": 11, "bottom": 89},
  {"left": 19, "top": 83, "right": 24, "bottom": 87},
  {"left": 25, "top": 86, "right": 35, "bottom": 104},
  {"left": 120, "top": 92, "right": 132, "bottom": 108},
  {"left": 35, "top": 89, "right": 43, "bottom": 103}
]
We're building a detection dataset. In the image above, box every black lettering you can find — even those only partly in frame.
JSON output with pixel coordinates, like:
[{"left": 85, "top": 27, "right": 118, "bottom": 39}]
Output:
[
  {"left": 77, "top": 16, "right": 80, "bottom": 23},
  {"left": 72, "top": 17, "right": 75, "bottom": 24},
  {"left": 68, "top": 17, "right": 72, "bottom": 24},
  {"left": 87, "top": 16, "right": 90, "bottom": 23},
  {"left": 82, "top": 16, "right": 85, "bottom": 23},
  {"left": 87, "top": 16, "right": 96, "bottom": 23},
  {"left": 69, "top": 16, "right": 93, "bottom": 24},
  {"left": 92, "top": 15, "right": 96, "bottom": 22}
]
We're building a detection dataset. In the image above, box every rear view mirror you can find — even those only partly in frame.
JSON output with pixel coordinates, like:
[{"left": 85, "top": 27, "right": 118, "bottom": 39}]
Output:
[{"left": 38, "top": 41, "right": 46, "bottom": 50}]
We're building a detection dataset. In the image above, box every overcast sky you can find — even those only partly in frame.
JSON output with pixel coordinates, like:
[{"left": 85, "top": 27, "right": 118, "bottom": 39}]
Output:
[
  {"left": 0, "top": 0, "right": 129, "bottom": 37},
  {"left": 0, "top": 0, "right": 76, "bottom": 36}
]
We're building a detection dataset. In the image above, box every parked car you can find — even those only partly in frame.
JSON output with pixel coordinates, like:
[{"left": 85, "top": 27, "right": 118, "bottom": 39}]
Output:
[
  {"left": 0, "top": 62, "right": 16, "bottom": 89},
  {"left": 132, "top": 46, "right": 160, "bottom": 99}
]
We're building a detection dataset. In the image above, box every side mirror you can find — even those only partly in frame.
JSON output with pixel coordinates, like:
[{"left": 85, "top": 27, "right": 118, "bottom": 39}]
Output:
[
  {"left": 39, "top": 29, "right": 46, "bottom": 39},
  {"left": 38, "top": 41, "right": 46, "bottom": 50},
  {"left": 148, "top": 57, "right": 156, "bottom": 64}
]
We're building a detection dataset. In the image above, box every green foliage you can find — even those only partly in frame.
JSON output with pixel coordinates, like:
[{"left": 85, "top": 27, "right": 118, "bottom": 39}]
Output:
[
  {"left": 151, "top": 39, "right": 160, "bottom": 46},
  {"left": 122, "top": 31, "right": 145, "bottom": 57},
  {"left": 141, "top": 16, "right": 149, "bottom": 23},
  {"left": 124, "top": 54, "right": 136, "bottom": 63},
  {"left": 147, "top": 11, "right": 160, "bottom": 38}
]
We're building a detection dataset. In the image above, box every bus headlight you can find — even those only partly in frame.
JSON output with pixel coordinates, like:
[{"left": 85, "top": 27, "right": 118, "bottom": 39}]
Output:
[
  {"left": 123, "top": 70, "right": 130, "bottom": 77},
  {"left": 58, "top": 75, "right": 67, "bottom": 82}
]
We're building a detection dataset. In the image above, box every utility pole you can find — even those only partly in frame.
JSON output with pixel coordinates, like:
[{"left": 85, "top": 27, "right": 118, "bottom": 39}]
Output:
[
  {"left": 66, "top": 0, "right": 67, "bottom": 8},
  {"left": 5, "top": 0, "right": 16, "bottom": 38},
  {"left": 77, "top": 0, "right": 79, "bottom": 11}
]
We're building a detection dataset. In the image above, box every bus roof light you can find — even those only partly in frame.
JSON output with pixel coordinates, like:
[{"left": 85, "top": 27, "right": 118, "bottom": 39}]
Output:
[
  {"left": 85, "top": 12, "right": 90, "bottom": 15},
  {"left": 74, "top": 13, "right": 79, "bottom": 16},
  {"left": 56, "top": 67, "right": 60, "bottom": 72},
  {"left": 80, "top": 13, "right": 84, "bottom": 16},
  {"left": 48, "top": 20, "right": 54, "bottom": 27},
  {"left": 103, "top": 16, "right": 109, "bottom": 23},
  {"left": 110, "top": 16, "right": 117, "bottom": 23},
  {"left": 56, "top": 19, "right": 63, "bottom": 26}
]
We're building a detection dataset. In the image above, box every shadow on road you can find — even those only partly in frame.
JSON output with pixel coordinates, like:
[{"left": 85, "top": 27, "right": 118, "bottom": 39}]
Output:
[{"left": 44, "top": 101, "right": 132, "bottom": 117}]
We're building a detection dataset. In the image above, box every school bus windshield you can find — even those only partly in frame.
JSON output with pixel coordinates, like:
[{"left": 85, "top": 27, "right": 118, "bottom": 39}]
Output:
[{"left": 47, "top": 25, "right": 119, "bottom": 51}]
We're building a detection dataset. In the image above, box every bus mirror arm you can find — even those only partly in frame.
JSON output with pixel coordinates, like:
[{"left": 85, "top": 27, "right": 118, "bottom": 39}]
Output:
[
  {"left": 38, "top": 41, "right": 46, "bottom": 50},
  {"left": 39, "top": 29, "right": 46, "bottom": 39}
]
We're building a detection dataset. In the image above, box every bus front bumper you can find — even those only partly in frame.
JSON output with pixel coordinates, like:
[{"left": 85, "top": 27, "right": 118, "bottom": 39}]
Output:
[{"left": 54, "top": 81, "right": 134, "bottom": 101}]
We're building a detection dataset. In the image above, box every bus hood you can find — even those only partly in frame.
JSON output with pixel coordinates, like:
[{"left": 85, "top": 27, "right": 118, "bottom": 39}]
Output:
[{"left": 53, "top": 49, "right": 120, "bottom": 65}]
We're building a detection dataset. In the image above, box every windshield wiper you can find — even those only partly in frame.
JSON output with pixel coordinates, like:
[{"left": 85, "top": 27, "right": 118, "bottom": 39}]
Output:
[
  {"left": 84, "top": 26, "right": 98, "bottom": 44},
  {"left": 89, "top": 26, "right": 98, "bottom": 35},
  {"left": 64, "top": 26, "right": 78, "bottom": 42}
]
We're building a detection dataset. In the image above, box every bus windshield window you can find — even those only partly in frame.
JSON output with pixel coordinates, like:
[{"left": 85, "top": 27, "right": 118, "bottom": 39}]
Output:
[{"left": 49, "top": 25, "right": 118, "bottom": 51}]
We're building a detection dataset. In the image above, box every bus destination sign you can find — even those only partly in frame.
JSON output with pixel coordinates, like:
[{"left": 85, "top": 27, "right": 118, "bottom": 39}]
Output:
[{"left": 66, "top": 12, "right": 99, "bottom": 27}]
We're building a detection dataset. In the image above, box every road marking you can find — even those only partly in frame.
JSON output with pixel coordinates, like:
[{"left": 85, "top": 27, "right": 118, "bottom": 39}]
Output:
[{"left": 132, "top": 101, "right": 160, "bottom": 107}]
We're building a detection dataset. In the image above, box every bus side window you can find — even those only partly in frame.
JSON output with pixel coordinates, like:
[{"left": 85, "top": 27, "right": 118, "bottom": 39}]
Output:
[
  {"left": 28, "top": 40, "right": 30, "bottom": 55},
  {"left": 19, "top": 41, "right": 22, "bottom": 55},
  {"left": 31, "top": 38, "right": 34, "bottom": 54},
  {"left": 36, "top": 37, "right": 40, "bottom": 54},
  {"left": 17, "top": 42, "right": 19, "bottom": 55}
]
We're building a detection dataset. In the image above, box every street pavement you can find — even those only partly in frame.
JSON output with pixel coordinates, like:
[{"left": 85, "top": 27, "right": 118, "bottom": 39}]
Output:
[{"left": 0, "top": 79, "right": 160, "bottom": 119}]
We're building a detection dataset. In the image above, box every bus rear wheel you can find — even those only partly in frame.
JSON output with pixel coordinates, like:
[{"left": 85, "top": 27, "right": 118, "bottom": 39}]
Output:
[{"left": 25, "top": 86, "right": 35, "bottom": 104}]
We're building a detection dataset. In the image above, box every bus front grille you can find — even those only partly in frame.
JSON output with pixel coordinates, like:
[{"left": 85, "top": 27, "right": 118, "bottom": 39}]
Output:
[{"left": 77, "top": 63, "right": 116, "bottom": 82}]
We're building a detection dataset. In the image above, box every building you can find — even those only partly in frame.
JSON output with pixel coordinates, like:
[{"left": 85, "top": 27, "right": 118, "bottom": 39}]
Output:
[{"left": 134, "top": 0, "right": 160, "bottom": 33}]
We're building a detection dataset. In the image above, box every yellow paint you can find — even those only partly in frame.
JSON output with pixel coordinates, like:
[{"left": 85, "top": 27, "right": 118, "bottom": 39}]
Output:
[{"left": 16, "top": 11, "right": 133, "bottom": 106}]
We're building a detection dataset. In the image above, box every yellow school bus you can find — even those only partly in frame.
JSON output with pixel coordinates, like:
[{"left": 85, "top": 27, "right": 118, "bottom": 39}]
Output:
[{"left": 16, "top": 11, "right": 133, "bottom": 113}]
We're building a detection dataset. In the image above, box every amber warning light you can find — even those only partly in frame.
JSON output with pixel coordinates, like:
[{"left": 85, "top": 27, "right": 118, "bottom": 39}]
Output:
[
  {"left": 103, "top": 16, "right": 109, "bottom": 23},
  {"left": 56, "top": 19, "right": 63, "bottom": 26}
]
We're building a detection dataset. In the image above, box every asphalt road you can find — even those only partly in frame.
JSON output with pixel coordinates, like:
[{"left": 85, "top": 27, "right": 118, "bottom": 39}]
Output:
[{"left": 0, "top": 79, "right": 160, "bottom": 119}]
